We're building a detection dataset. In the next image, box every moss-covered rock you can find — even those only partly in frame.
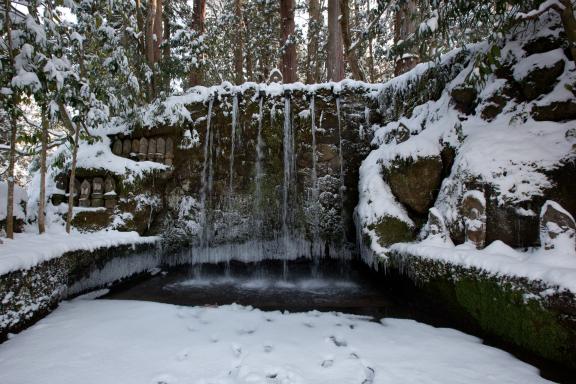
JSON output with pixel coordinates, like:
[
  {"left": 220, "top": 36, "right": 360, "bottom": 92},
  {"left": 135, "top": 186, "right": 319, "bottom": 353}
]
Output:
[
  {"left": 369, "top": 216, "right": 415, "bottom": 249},
  {"left": 384, "top": 156, "right": 443, "bottom": 215},
  {"left": 71, "top": 209, "right": 113, "bottom": 232},
  {"left": 386, "top": 252, "right": 576, "bottom": 369}
]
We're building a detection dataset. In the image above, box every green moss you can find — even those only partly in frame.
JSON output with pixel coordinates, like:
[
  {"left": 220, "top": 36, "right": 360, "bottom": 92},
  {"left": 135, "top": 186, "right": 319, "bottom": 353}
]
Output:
[
  {"left": 71, "top": 209, "right": 113, "bottom": 232},
  {"left": 454, "top": 277, "right": 575, "bottom": 365},
  {"left": 369, "top": 216, "right": 415, "bottom": 248},
  {"left": 389, "top": 253, "right": 576, "bottom": 369}
]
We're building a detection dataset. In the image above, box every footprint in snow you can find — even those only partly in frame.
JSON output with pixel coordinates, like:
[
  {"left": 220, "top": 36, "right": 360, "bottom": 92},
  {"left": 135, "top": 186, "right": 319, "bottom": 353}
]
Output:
[
  {"left": 329, "top": 335, "right": 348, "bottom": 347},
  {"left": 321, "top": 358, "right": 334, "bottom": 368},
  {"left": 210, "top": 334, "right": 219, "bottom": 343},
  {"left": 231, "top": 343, "right": 242, "bottom": 357},
  {"left": 263, "top": 345, "right": 274, "bottom": 353},
  {"left": 302, "top": 322, "right": 314, "bottom": 328},
  {"left": 152, "top": 374, "right": 177, "bottom": 384},
  {"left": 362, "top": 366, "right": 375, "bottom": 384},
  {"left": 176, "top": 348, "right": 191, "bottom": 361}
]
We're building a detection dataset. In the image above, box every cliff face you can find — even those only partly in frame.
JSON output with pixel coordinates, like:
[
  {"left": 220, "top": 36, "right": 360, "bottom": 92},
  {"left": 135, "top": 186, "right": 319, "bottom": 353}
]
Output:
[{"left": 45, "top": 82, "right": 381, "bottom": 262}]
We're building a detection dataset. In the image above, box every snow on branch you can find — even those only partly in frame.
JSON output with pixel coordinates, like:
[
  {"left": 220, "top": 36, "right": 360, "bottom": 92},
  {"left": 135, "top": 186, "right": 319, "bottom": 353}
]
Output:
[{"left": 516, "top": 0, "right": 566, "bottom": 20}]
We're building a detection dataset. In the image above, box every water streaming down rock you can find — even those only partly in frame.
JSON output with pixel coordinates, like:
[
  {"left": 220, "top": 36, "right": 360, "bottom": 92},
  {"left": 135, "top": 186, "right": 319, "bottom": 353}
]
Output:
[
  {"left": 254, "top": 94, "right": 265, "bottom": 237},
  {"left": 308, "top": 95, "right": 324, "bottom": 276},
  {"left": 229, "top": 94, "right": 239, "bottom": 199},
  {"left": 309, "top": 95, "right": 320, "bottom": 241},
  {"left": 170, "top": 85, "right": 377, "bottom": 270},
  {"left": 282, "top": 92, "right": 294, "bottom": 279},
  {"left": 198, "top": 97, "right": 215, "bottom": 268},
  {"left": 336, "top": 97, "right": 346, "bottom": 238},
  {"left": 224, "top": 94, "right": 240, "bottom": 276}
]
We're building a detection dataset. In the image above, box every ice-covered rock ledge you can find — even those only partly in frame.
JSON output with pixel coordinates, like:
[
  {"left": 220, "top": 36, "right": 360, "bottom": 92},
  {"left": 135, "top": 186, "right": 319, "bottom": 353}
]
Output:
[
  {"left": 0, "top": 231, "right": 160, "bottom": 342},
  {"left": 380, "top": 241, "right": 576, "bottom": 369},
  {"left": 0, "top": 231, "right": 159, "bottom": 276}
]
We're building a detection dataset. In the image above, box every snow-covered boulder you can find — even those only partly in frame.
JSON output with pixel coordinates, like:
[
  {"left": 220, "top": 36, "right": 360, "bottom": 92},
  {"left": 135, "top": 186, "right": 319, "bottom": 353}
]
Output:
[{"left": 513, "top": 49, "right": 566, "bottom": 101}]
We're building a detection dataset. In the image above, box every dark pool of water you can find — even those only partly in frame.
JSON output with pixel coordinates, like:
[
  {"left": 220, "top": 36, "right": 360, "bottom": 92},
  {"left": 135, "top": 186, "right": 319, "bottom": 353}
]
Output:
[
  {"left": 102, "top": 259, "right": 575, "bottom": 383},
  {"left": 103, "top": 260, "right": 406, "bottom": 317}
]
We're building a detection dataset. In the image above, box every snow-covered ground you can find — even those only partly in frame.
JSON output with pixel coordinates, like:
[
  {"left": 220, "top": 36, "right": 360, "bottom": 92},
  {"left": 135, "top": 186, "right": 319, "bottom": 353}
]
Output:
[
  {"left": 0, "top": 299, "right": 551, "bottom": 384},
  {"left": 0, "top": 230, "right": 158, "bottom": 276}
]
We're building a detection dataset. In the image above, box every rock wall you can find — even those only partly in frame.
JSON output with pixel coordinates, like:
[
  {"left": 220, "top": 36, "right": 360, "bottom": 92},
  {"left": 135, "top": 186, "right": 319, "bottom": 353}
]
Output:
[
  {"left": 57, "top": 83, "right": 380, "bottom": 263},
  {"left": 358, "top": 13, "right": 576, "bottom": 257}
]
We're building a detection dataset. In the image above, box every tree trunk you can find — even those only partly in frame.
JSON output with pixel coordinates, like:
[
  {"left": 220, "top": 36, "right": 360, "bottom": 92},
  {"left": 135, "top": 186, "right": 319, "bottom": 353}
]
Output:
[
  {"left": 153, "top": 0, "right": 164, "bottom": 64},
  {"left": 38, "top": 104, "right": 48, "bottom": 234},
  {"left": 59, "top": 104, "right": 80, "bottom": 234},
  {"left": 4, "top": 0, "right": 16, "bottom": 239},
  {"left": 367, "top": 0, "right": 375, "bottom": 82},
  {"left": 280, "top": 0, "right": 298, "bottom": 83},
  {"left": 327, "top": 0, "right": 345, "bottom": 81},
  {"left": 163, "top": 6, "right": 170, "bottom": 61},
  {"left": 306, "top": 0, "right": 322, "bottom": 83},
  {"left": 340, "top": 0, "right": 364, "bottom": 81},
  {"left": 234, "top": 0, "right": 244, "bottom": 85},
  {"left": 162, "top": 3, "right": 171, "bottom": 92},
  {"left": 244, "top": 12, "right": 254, "bottom": 81},
  {"left": 145, "top": 0, "right": 158, "bottom": 66},
  {"left": 136, "top": 0, "right": 145, "bottom": 55},
  {"left": 145, "top": 0, "right": 163, "bottom": 97},
  {"left": 560, "top": 0, "right": 576, "bottom": 61},
  {"left": 192, "top": 0, "right": 206, "bottom": 33},
  {"left": 189, "top": 0, "right": 206, "bottom": 86},
  {"left": 6, "top": 114, "right": 17, "bottom": 239},
  {"left": 394, "top": 0, "right": 419, "bottom": 76}
]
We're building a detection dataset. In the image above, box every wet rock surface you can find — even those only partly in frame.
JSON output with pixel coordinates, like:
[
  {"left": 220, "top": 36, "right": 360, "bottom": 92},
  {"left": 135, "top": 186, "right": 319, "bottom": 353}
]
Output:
[{"left": 385, "top": 156, "right": 443, "bottom": 215}]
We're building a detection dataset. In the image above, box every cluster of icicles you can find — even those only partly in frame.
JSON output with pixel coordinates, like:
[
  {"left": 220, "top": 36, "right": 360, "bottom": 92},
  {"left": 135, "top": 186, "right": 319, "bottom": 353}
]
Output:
[{"left": 184, "top": 91, "right": 349, "bottom": 271}]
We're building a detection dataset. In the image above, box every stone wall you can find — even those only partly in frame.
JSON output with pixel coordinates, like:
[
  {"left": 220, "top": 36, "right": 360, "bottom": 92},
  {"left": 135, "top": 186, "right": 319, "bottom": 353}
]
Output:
[
  {"left": 0, "top": 242, "right": 159, "bottom": 341},
  {"left": 63, "top": 84, "right": 380, "bottom": 263}
]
